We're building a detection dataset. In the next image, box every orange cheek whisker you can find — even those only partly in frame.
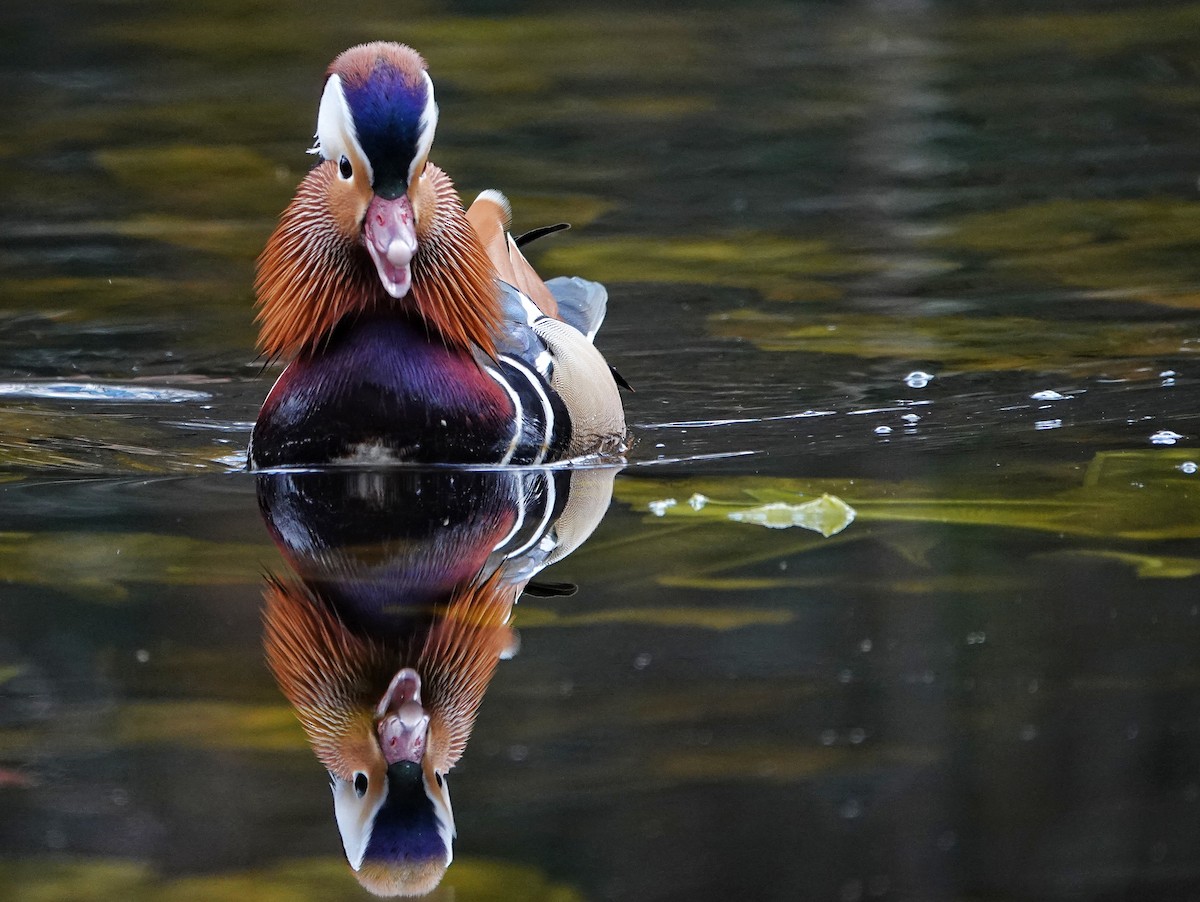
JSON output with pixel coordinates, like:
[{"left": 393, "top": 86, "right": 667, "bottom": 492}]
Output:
[{"left": 255, "top": 161, "right": 383, "bottom": 362}]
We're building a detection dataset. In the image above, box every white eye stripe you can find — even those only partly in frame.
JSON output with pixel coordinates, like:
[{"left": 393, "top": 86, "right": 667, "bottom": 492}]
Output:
[
  {"left": 408, "top": 70, "right": 438, "bottom": 185},
  {"left": 312, "top": 74, "right": 373, "bottom": 185}
]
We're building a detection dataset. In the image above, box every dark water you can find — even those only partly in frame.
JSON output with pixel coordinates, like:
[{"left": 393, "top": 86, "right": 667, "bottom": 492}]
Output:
[{"left": 3, "top": 1, "right": 1200, "bottom": 899}]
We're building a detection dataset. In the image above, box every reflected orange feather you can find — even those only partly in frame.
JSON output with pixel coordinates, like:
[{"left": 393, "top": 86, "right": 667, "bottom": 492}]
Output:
[
  {"left": 419, "top": 568, "right": 519, "bottom": 768},
  {"left": 262, "top": 577, "right": 390, "bottom": 775},
  {"left": 262, "top": 567, "right": 518, "bottom": 777}
]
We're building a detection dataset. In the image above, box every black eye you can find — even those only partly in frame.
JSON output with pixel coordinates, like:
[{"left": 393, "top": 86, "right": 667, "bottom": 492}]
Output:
[
  {"left": 353, "top": 773, "right": 368, "bottom": 797},
  {"left": 435, "top": 772, "right": 443, "bottom": 788},
  {"left": 339, "top": 155, "right": 353, "bottom": 179}
]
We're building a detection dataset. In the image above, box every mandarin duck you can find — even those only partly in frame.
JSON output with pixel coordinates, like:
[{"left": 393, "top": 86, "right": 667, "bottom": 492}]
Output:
[
  {"left": 249, "top": 42, "right": 626, "bottom": 468},
  {"left": 258, "top": 466, "right": 617, "bottom": 896}
]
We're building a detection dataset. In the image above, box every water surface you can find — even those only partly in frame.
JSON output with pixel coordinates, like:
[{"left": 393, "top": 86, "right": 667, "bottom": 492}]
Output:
[{"left": 3, "top": 2, "right": 1200, "bottom": 899}]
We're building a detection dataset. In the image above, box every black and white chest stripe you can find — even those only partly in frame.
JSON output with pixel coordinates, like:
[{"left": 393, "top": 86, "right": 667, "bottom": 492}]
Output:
[
  {"left": 483, "top": 292, "right": 568, "bottom": 465},
  {"left": 483, "top": 355, "right": 565, "bottom": 465}
]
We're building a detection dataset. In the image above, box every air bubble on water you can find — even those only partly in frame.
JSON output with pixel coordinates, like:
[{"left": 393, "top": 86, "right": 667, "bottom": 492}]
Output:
[
  {"left": 901, "top": 413, "right": 921, "bottom": 425},
  {"left": 838, "top": 668, "right": 854, "bottom": 684},
  {"left": 648, "top": 498, "right": 676, "bottom": 516},
  {"left": 1034, "top": 419, "right": 1062, "bottom": 430},
  {"left": 1030, "top": 390, "right": 1066, "bottom": 400},
  {"left": 848, "top": 727, "right": 866, "bottom": 745},
  {"left": 1151, "top": 430, "right": 1184, "bottom": 445},
  {"left": 688, "top": 493, "right": 708, "bottom": 510},
  {"left": 633, "top": 653, "right": 652, "bottom": 670},
  {"left": 840, "top": 799, "right": 863, "bottom": 820},
  {"left": 859, "top": 638, "right": 873, "bottom": 653},
  {"left": 904, "top": 371, "right": 933, "bottom": 389},
  {"left": 874, "top": 425, "right": 892, "bottom": 435},
  {"left": 1179, "top": 461, "right": 1197, "bottom": 474},
  {"left": 966, "top": 631, "right": 986, "bottom": 645},
  {"left": 819, "top": 729, "right": 837, "bottom": 746},
  {"left": 135, "top": 649, "right": 150, "bottom": 664}
]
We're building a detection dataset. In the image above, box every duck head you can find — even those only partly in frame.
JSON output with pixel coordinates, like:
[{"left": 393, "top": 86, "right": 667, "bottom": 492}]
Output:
[
  {"left": 313, "top": 42, "right": 434, "bottom": 301},
  {"left": 263, "top": 573, "right": 517, "bottom": 896},
  {"left": 332, "top": 666, "right": 456, "bottom": 897},
  {"left": 256, "top": 42, "right": 499, "bottom": 362}
]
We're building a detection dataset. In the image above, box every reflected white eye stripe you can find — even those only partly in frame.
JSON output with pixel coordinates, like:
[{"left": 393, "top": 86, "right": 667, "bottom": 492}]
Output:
[
  {"left": 408, "top": 70, "right": 438, "bottom": 185},
  {"left": 332, "top": 773, "right": 388, "bottom": 871},
  {"left": 432, "top": 779, "right": 455, "bottom": 862},
  {"left": 312, "top": 74, "right": 374, "bottom": 185}
]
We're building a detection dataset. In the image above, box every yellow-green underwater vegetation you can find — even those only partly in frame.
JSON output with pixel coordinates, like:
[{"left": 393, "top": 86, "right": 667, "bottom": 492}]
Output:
[{"left": 4, "top": 0, "right": 1200, "bottom": 900}]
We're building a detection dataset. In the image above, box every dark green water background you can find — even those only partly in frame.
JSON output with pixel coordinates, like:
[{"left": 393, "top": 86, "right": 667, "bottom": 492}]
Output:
[{"left": 3, "top": 1, "right": 1200, "bottom": 899}]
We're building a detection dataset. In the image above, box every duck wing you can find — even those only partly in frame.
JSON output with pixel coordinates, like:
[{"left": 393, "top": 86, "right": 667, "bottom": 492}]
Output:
[{"left": 465, "top": 190, "right": 560, "bottom": 319}]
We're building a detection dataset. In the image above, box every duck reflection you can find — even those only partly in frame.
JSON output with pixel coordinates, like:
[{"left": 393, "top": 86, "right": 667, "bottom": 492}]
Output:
[{"left": 255, "top": 466, "right": 616, "bottom": 896}]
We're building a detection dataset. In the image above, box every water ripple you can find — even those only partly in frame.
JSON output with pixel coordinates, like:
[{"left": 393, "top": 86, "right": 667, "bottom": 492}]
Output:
[{"left": 0, "top": 381, "right": 211, "bottom": 403}]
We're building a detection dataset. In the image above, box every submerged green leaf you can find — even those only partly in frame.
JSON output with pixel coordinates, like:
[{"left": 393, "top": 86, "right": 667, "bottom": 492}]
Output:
[
  {"left": 615, "top": 449, "right": 1200, "bottom": 586},
  {"left": 646, "top": 492, "right": 856, "bottom": 537},
  {"left": 727, "top": 494, "right": 856, "bottom": 537}
]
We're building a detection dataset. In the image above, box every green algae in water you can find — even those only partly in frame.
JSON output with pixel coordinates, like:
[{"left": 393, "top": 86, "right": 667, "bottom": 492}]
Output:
[
  {"left": 618, "top": 448, "right": 1200, "bottom": 545},
  {"left": 540, "top": 234, "right": 869, "bottom": 301},
  {"left": 709, "top": 307, "right": 1194, "bottom": 372},
  {"left": 0, "top": 531, "right": 276, "bottom": 600},
  {"left": 0, "top": 857, "right": 584, "bottom": 902},
  {"left": 937, "top": 198, "right": 1200, "bottom": 310},
  {"left": 514, "top": 604, "right": 793, "bottom": 631}
]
